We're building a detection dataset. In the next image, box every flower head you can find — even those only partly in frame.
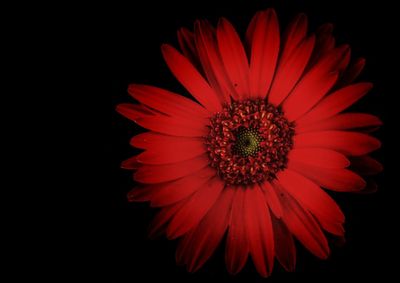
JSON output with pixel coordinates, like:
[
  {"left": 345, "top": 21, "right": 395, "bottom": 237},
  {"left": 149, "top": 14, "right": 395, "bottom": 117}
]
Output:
[{"left": 117, "top": 9, "right": 382, "bottom": 277}]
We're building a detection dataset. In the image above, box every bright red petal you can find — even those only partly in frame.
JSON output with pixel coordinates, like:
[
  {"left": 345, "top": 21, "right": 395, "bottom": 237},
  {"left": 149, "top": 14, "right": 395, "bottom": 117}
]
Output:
[
  {"left": 296, "top": 83, "right": 373, "bottom": 125},
  {"left": 288, "top": 161, "right": 366, "bottom": 192},
  {"left": 249, "top": 9, "right": 280, "bottom": 98},
  {"left": 149, "top": 167, "right": 216, "bottom": 207},
  {"left": 261, "top": 182, "right": 283, "bottom": 218},
  {"left": 277, "top": 169, "right": 345, "bottom": 224},
  {"left": 244, "top": 185, "right": 274, "bottom": 277},
  {"left": 166, "top": 176, "right": 224, "bottom": 239},
  {"left": 217, "top": 18, "right": 250, "bottom": 99},
  {"left": 134, "top": 155, "right": 209, "bottom": 184},
  {"left": 184, "top": 187, "right": 235, "bottom": 272},
  {"left": 279, "top": 13, "right": 308, "bottom": 65},
  {"left": 194, "top": 20, "right": 234, "bottom": 102},
  {"left": 296, "top": 113, "right": 382, "bottom": 133},
  {"left": 225, "top": 188, "right": 249, "bottom": 275},
  {"left": 268, "top": 35, "right": 315, "bottom": 106},
  {"left": 136, "top": 139, "right": 206, "bottom": 165},
  {"left": 294, "top": 131, "right": 381, "bottom": 156},
  {"left": 128, "top": 84, "right": 209, "bottom": 120},
  {"left": 161, "top": 44, "right": 222, "bottom": 112},
  {"left": 272, "top": 181, "right": 330, "bottom": 259},
  {"left": 288, "top": 148, "right": 350, "bottom": 168}
]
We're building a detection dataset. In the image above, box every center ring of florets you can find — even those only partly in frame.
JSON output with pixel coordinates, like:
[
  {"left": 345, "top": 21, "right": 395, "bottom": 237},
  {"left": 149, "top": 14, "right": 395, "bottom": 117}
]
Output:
[{"left": 205, "top": 99, "right": 295, "bottom": 186}]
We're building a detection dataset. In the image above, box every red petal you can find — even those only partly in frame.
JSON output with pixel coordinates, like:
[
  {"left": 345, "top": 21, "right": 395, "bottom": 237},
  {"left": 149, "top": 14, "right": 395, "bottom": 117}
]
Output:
[
  {"left": 349, "top": 156, "right": 383, "bottom": 176},
  {"left": 271, "top": 216, "right": 296, "bottom": 272},
  {"left": 296, "top": 113, "right": 382, "bottom": 133},
  {"left": 149, "top": 167, "right": 215, "bottom": 207},
  {"left": 261, "top": 182, "right": 283, "bottom": 218},
  {"left": 277, "top": 169, "right": 345, "bottom": 224},
  {"left": 148, "top": 200, "right": 187, "bottom": 238},
  {"left": 121, "top": 155, "right": 141, "bottom": 170},
  {"left": 161, "top": 44, "right": 221, "bottom": 112},
  {"left": 194, "top": 20, "right": 234, "bottom": 102},
  {"left": 128, "top": 84, "right": 209, "bottom": 120},
  {"left": 339, "top": 58, "right": 366, "bottom": 86},
  {"left": 249, "top": 9, "right": 280, "bottom": 98},
  {"left": 166, "top": 176, "right": 224, "bottom": 239},
  {"left": 308, "top": 23, "right": 335, "bottom": 67},
  {"left": 279, "top": 13, "right": 308, "bottom": 65},
  {"left": 296, "top": 83, "right": 373, "bottom": 125},
  {"left": 225, "top": 188, "right": 249, "bottom": 275},
  {"left": 116, "top": 103, "right": 153, "bottom": 121},
  {"left": 268, "top": 35, "right": 315, "bottom": 106},
  {"left": 130, "top": 132, "right": 199, "bottom": 149},
  {"left": 288, "top": 161, "right": 366, "bottom": 192},
  {"left": 288, "top": 148, "right": 350, "bottom": 168},
  {"left": 282, "top": 71, "right": 338, "bottom": 121},
  {"left": 245, "top": 12, "right": 261, "bottom": 55},
  {"left": 294, "top": 131, "right": 381, "bottom": 156},
  {"left": 244, "top": 185, "right": 274, "bottom": 277},
  {"left": 134, "top": 155, "right": 210, "bottom": 184},
  {"left": 137, "top": 115, "right": 207, "bottom": 137},
  {"left": 217, "top": 18, "right": 250, "bottom": 99},
  {"left": 127, "top": 185, "right": 161, "bottom": 202},
  {"left": 177, "top": 27, "right": 202, "bottom": 71},
  {"left": 136, "top": 139, "right": 206, "bottom": 165},
  {"left": 185, "top": 187, "right": 235, "bottom": 272},
  {"left": 272, "top": 181, "right": 330, "bottom": 259}
]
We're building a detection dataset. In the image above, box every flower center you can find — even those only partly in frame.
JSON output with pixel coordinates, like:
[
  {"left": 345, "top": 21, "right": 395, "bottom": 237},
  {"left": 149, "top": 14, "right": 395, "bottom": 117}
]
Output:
[
  {"left": 233, "top": 128, "right": 262, "bottom": 157},
  {"left": 205, "top": 99, "right": 294, "bottom": 186}
]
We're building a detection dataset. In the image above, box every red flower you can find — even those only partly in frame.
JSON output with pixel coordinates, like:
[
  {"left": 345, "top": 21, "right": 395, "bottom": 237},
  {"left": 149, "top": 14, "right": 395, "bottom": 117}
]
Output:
[{"left": 117, "top": 9, "right": 382, "bottom": 277}]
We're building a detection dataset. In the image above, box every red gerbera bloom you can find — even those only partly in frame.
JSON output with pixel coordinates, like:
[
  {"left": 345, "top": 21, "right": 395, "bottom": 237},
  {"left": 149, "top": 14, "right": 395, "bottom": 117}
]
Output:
[{"left": 117, "top": 9, "right": 382, "bottom": 277}]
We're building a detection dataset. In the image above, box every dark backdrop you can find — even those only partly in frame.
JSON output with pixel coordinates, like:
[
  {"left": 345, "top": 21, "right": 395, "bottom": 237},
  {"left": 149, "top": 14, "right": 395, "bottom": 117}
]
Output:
[{"left": 107, "top": 0, "right": 394, "bottom": 281}]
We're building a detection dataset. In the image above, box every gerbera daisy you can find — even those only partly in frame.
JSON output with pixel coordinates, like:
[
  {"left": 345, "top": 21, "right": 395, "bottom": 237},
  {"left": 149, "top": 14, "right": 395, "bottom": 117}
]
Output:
[{"left": 117, "top": 9, "right": 382, "bottom": 277}]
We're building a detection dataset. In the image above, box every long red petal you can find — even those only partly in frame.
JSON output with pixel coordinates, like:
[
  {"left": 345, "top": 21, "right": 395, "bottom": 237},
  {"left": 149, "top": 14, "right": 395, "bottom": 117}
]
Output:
[
  {"left": 261, "top": 182, "right": 283, "bottom": 218},
  {"left": 282, "top": 71, "right": 338, "bottom": 121},
  {"left": 217, "top": 18, "right": 250, "bottom": 99},
  {"left": 225, "top": 188, "right": 249, "bottom": 275},
  {"left": 128, "top": 84, "right": 209, "bottom": 120},
  {"left": 136, "top": 139, "right": 206, "bottom": 165},
  {"left": 288, "top": 161, "right": 366, "bottom": 192},
  {"left": 149, "top": 167, "right": 216, "bottom": 207},
  {"left": 272, "top": 181, "right": 330, "bottom": 259},
  {"left": 185, "top": 187, "right": 235, "bottom": 272},
  {"left": 268, "top": 35, "right": 315, "bottom": 106},
  {"left": 148, "top": 200, "right": 187, "bottom": 238},
  {"left": 161, "top": 44, "right": 221, "bottom": 112},
  {"left": 296, "top": 113, "right": 382, "bottom": 133},
  {"left": 244, "top": 185, "right": 274, "bottom": 277},
  {"left": 279, "top": 13, "right": 308, "bottom": 66},
  {"left": 277, "top": 169, "right": 345, "bottom": 224},
  {"left": 194, "top": 20, "right": 234, "bottom": 102},
  {"left": 166, "top": 176, "right": 224, "bottom": 239},
  {"left": 294, "top": 131, "right": 381, "bottom": 156},
  {"left": 177, "top": 27, "right": 202, "bottom": 71},
  {"left": 296, "top": 82, "right": 373, "bottom": 125},
  {"left": 339, "top": 57, "right": 366, "bottom": 86},
  {"left": 249, "top": 9, "right": 280, "bottom": 98},
  {"left": 271, "top": 216, "right": 296, "bottom": 272},
  {"left": 130, "top": 132, "right": 200, "bottom": 149},
  {"left": 288, "top": 148, "right": 350, "bottom": 168},
  {"left": 134, "top": 155, "right": 210, "bottom": 184},
  {"left": 349, "top": 156, "right": 383, "bottom": 176}
]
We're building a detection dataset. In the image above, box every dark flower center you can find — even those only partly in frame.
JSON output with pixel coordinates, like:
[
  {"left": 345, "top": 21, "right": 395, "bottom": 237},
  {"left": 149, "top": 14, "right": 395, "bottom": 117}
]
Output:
[
  {"left": 205, "top": 99, "right": 295, "bottom": 186},
  {"left": 233, "top": 128, "right": 262, "bottom": 157}
]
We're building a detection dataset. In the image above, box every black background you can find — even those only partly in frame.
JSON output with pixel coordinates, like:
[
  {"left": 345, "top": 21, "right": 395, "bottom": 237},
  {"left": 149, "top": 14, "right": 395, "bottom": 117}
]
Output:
[{"left": 107, "top": 0, "right": 395, "bottom": 281}]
